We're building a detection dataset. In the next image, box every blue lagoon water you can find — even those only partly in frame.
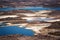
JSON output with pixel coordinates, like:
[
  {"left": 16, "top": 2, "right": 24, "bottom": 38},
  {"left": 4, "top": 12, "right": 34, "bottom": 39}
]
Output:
[
  {"left": 0, "top": 26, "right": 34, "bottom": 36},
  {"left": 0, "top": 7, "right": 60, "bottom": 11}
]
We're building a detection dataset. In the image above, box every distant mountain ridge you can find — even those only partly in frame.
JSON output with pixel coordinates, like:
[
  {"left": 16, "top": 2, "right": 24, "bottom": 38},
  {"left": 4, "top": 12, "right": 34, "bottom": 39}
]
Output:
[
  {"left": 0, "top": 0, "right": 60, "bottom": 7},
  {"left": 0, "top": 0, "right": 57, "bottom": 2}
]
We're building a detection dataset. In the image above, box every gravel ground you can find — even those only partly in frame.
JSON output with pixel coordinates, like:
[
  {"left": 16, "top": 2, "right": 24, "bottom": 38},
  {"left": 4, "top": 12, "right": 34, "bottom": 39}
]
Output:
[{"left": 0, "top": 34, "right": 60, "bottom": 40}]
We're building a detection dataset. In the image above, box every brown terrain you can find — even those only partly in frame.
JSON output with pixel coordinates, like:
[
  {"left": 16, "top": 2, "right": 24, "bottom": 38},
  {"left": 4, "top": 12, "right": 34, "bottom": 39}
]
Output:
[
  {"left": 48, "top": 11, "right": 60, "bottom": 18},
  {"left": 0, "top": 34, "right": 59, "bottom": 40},
  {"left": 0, "top": 10, "right": 34, "bottom": 15}
]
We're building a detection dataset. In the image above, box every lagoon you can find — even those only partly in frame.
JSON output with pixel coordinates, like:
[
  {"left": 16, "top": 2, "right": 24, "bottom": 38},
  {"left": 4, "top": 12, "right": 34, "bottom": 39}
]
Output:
[
  {"left": 0, "top": 7, "right": 60, "bottom": 11},
  {"left": 0, "top": 26, "right": 34, "bottom": 36}
]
